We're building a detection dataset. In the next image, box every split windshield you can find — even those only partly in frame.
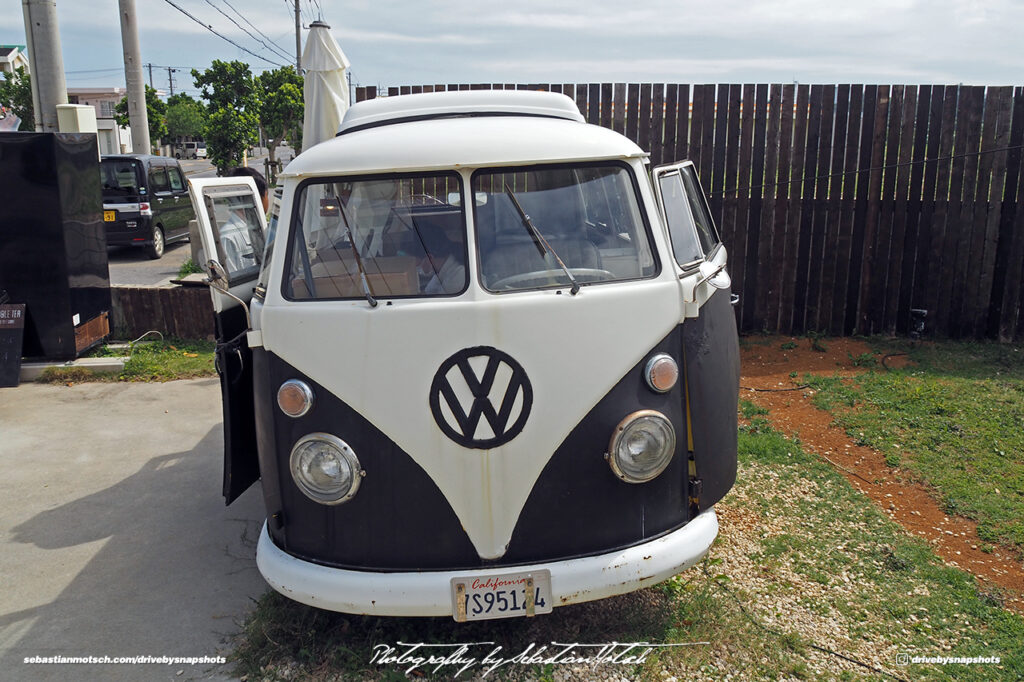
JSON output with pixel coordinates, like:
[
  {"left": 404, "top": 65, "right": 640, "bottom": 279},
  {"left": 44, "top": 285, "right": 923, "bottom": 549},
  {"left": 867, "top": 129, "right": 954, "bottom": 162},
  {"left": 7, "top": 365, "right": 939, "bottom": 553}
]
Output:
[
  {"left": 473, "top": 164, "right": 657, "bottom": 292},
  {"left": 284, "top": 164, "right": 657, "bottom": 300},
  {"left": 285, "top": 173, "right": 467, "bottom": 300}
]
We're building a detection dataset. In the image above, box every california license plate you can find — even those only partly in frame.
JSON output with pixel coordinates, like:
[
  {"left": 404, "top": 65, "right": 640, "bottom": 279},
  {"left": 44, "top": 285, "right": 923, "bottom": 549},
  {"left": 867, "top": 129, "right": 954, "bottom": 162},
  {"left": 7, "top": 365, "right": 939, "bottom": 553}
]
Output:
[
  {"left": 451, "top": 570, "right": 553, "bottom": 622},
  {"left": 103, "top": 210, "right": 116, "bottom": 222}
]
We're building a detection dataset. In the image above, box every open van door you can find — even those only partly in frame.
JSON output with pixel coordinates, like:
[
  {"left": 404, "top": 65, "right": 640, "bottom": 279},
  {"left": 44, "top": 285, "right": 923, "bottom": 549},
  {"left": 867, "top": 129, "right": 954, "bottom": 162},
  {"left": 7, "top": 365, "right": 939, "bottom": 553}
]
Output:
[
  {"left": 188, "top": 177, "right": 267, "bottom": 504},
  {"left": 652, "top": 161, "right": 739, "bottom": 512}
]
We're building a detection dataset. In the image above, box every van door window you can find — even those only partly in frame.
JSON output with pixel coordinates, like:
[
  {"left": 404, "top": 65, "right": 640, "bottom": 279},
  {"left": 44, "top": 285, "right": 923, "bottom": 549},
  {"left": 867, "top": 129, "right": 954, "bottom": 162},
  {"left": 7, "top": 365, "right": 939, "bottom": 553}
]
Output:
[
  {"left": 201, "top": 184, "right": 266, "bottom": 284},
  {"left": 654, "top": 163, "right": 721, "bottom": 269},
  {"left": 285, "top": 173, "right": 466, "bottom": 300},
  {"left": 167, "top": 167, "right": 185, "bottom": 192},
  {"left": 100, "top": 159, "right": 141, "bottom": 198},
  {"left": 150, "top": 165, "right": 170, "bottom": 193},
  {"left": 472, "top": 163, "right": 657, "bottom": 292}
]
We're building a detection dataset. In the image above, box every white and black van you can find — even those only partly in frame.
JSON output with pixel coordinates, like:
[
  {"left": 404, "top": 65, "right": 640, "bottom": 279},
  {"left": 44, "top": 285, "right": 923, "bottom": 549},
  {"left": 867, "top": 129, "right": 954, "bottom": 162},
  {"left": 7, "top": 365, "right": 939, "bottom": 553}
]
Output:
[{"left": 189, "top": 90, "right": 738, "bottom": 622}]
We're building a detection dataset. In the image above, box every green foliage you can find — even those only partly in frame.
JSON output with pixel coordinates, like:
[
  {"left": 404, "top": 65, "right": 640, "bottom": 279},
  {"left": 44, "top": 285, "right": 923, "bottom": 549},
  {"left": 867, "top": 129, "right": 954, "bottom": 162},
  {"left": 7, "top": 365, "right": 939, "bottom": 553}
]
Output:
[
  {"left": 780, "top": 340, "right": 798, "bottom": 350},
  {"left": 114, "top": 85, "right": 168, "bottom": 146},
  {"left": 164, "top": 93, "right": 206, "bottom": 141},
  {"left": 0, "top": 66, "right": 34, "bottom": 130},
  {"left": 192, "top": 60, "right": 260, "bottom": 174},
  {"left": 255, "top": 66, "right": 303, "bottom": 162},
  {"left": 806, "top": 339, "right": 1024, "bottom": 556},
  {"left": 176, "top": 257, "right": 203, "bottom": 278}
]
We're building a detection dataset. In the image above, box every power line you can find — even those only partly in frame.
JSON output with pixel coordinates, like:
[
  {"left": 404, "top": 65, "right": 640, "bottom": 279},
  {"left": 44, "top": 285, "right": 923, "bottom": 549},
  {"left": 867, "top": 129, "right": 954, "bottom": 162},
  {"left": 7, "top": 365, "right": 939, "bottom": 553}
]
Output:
[
  {"left": 203, "top": 0, "right": 294, "bottom": 65},
  {"left": 221, "top": 0, "right": 295, "bottom": 64},
  {"left": 160, "top": 0, "right": 285, "bottom": 67}
]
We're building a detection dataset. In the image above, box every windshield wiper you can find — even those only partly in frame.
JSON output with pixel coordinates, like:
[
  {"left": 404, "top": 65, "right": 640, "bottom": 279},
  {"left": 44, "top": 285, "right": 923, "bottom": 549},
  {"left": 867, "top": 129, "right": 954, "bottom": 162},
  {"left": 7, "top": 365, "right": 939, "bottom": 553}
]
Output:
[
  {"left": 337, "top": 199, "right": 378, "bottom": 307},
  {"left": 503, "top": 184, "right": 579, "bottom": 295}
]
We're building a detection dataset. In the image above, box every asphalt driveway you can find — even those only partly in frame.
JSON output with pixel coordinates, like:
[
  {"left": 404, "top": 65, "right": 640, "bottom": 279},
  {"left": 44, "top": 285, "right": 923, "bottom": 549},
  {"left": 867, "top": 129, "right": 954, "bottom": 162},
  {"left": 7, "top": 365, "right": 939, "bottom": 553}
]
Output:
[{"left": 0, "top": 379, "right": 266, "bottom": 681}]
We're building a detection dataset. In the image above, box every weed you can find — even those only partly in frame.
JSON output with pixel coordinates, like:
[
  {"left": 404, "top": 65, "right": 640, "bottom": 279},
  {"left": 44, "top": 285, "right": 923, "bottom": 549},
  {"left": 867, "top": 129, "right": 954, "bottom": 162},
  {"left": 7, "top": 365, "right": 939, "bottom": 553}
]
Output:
[
  {"left": 781, "top": 340, "right": 798, "bottom": 350},
  {"left": 176, "top": 257, "right": 204, "bottom": 278},
  {"left": 807, "top": 331, "right": 829, "bottom": 352},
  {"left": 848, "top": 351, "right": 878, "bottom": 367}
]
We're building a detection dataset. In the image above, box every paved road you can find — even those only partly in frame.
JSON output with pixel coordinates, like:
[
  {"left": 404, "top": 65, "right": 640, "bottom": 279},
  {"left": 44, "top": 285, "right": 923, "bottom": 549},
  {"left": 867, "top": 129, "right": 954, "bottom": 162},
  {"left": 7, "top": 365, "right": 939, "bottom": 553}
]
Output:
[
  {"left": 107, "top": 151, "right": 275, "bottom": 287},
  {"left": 0, "top": 379, "right": 267, "bottom": 681}
]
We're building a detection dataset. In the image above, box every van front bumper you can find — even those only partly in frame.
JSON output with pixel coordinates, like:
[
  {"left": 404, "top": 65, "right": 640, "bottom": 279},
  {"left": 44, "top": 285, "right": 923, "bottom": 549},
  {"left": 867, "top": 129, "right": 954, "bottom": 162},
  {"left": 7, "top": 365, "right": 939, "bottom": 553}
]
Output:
[{"left": 256, "top": 508, "right": 718, "bottom": 617}]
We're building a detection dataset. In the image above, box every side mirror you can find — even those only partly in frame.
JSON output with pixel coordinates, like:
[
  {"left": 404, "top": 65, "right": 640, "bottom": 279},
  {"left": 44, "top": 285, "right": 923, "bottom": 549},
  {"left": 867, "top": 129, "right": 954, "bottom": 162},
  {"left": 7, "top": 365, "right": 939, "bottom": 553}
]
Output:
[
  {"left": 206, "top": 259, "right": 230, "bottom": 291},
  {"left": 698, "top": 260, "right": 731, "bottom": 290}
]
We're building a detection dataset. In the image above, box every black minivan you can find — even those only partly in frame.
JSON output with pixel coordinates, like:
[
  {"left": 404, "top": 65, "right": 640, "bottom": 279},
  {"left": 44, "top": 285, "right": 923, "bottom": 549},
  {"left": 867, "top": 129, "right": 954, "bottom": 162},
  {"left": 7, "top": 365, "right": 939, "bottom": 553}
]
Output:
[{"left": 100, "top": 154, "right": 195, "bottom": 259}]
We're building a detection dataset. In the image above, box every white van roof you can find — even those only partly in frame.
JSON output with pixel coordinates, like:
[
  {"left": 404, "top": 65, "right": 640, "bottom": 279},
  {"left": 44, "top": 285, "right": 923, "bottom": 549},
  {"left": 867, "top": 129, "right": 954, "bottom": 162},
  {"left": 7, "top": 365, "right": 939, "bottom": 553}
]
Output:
[
  {"left": 336, "top": 90, "right": 586, "bottom": 135},
  {"left": 284, "top": 91, "right": 644, "bottom": 178}
]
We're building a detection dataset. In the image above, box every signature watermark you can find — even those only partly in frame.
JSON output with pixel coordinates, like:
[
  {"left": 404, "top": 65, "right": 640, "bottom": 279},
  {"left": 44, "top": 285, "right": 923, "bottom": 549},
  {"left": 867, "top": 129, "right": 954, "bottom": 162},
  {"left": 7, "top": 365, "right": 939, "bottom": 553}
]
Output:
[
  {"left": 369, "top": 641, "right": 708, "bottom": 677},
  {"left": 896, "top": 652, "right": 1001, "bottom": 666}
]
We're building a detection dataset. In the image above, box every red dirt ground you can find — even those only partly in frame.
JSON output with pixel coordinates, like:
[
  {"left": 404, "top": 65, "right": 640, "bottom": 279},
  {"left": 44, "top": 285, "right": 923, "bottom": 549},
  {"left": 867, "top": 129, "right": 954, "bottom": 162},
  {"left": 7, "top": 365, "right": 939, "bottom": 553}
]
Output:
[{"left": 740, "top": 336, "right": 1024, "bottom": 614}]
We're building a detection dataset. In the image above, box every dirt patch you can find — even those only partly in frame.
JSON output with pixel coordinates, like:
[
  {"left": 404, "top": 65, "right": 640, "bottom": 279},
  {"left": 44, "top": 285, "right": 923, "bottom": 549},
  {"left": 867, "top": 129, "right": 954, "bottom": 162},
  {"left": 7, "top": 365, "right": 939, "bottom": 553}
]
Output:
[{"left": 740, "top": 335, "right": 1024, "bottom": 614}]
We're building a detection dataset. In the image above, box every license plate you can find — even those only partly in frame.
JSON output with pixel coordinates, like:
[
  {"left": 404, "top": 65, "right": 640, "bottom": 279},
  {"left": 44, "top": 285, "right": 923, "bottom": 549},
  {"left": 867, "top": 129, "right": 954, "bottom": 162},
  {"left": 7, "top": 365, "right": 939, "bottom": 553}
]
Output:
[
  {"left": 451, "top": 570, "right": 553, "bottom": 622},
  {"left": 103, "top": 210, "right": 116, "bottom": 222}
]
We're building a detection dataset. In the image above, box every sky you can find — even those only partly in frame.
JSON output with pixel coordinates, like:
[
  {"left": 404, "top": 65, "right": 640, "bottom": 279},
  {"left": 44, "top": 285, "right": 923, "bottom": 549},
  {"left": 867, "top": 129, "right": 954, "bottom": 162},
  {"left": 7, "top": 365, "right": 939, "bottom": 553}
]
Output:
[{"left": 3, "top": 0, "right": 1022, "bottom": 99}]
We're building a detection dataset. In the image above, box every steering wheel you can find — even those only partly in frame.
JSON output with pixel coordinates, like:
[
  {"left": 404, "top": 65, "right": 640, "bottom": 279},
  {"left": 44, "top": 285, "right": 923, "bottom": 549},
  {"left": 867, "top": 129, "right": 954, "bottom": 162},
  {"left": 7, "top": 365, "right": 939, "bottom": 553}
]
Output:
[{"left": 491, "top": 268, "right": 616, "bottom": 290}]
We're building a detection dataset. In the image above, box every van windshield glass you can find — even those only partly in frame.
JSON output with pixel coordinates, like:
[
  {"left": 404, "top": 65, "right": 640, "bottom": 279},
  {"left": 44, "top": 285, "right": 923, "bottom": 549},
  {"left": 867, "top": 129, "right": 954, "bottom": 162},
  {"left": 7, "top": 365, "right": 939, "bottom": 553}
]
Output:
[
  {"left": 473, "top": 164, "right": 657, "bottom": 292},
  {"left": 285, "top": 173, "right": 466, "bottom": 299},
  {"left": 100, "top": 159, "right": 141, "bottom": 197}
]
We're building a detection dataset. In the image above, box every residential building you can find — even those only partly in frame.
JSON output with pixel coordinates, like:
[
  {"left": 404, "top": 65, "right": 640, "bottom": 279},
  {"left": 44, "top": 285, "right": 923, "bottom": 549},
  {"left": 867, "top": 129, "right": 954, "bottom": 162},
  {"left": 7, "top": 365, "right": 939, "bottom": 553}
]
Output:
[
  {"left": 0, "top": 45, "right": 29, "bottom": 75},
  {"left": 67, "top": 87, "right": 135, "bottom": 155}
]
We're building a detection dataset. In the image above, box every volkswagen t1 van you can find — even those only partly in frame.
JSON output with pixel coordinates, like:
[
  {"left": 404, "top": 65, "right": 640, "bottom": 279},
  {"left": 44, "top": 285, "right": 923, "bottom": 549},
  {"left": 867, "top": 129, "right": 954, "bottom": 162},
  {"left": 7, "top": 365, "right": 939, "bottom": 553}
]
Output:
[{"left": 189, "top": 90, "right": 738, "bottom": 622}]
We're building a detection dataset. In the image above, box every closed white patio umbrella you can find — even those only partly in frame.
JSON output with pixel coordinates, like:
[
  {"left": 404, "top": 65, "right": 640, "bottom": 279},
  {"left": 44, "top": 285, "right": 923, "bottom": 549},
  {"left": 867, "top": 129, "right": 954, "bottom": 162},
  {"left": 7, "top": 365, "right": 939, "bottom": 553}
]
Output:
[{"left": 301, "top": 20, "right": 350, "bottom": 152}]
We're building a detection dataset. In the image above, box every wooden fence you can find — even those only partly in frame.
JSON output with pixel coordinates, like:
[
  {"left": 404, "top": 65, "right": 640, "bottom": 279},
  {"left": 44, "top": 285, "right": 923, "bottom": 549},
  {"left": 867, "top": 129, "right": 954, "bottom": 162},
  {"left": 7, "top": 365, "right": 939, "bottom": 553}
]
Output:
[{"left": 355, "top": 83, "right": 1024, "bottom": 342}]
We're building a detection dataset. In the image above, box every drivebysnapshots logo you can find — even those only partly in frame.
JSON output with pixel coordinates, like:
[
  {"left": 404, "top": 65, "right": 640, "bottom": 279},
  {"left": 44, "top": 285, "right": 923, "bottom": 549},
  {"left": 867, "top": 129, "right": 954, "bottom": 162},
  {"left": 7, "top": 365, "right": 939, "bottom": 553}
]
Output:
[
  {"left": 429, "top": 347, "right": 532, "bottom": 449},
  {"left": 896, "top": 652, "right": 1001, "bottom": 666}
]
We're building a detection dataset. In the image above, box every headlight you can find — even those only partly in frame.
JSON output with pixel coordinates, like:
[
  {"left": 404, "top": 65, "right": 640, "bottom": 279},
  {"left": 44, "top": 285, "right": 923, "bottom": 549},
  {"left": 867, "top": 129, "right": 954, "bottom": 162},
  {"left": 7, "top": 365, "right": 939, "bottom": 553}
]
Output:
[
  {"left": 644, "top": 353, "right": 679, "bottom": 393},
  {"left": 289, "top": 433, "right": 363, "bottom": 505},
  {"left": 606, "top": 410, "right": 676, "bottom": 483},
  {"left": 278, "top": 379, "right": 314, "bottom": 417}
]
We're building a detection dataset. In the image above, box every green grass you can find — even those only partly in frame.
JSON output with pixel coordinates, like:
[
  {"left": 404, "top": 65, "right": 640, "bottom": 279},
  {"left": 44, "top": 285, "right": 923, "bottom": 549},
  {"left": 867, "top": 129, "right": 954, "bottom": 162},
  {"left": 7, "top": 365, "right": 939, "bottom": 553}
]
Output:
[
  {"left": 38, "top": 337, "right": 216, "bottom": 383},
  {"left": 229, "top": 417, "right": 1024, "bottom": 680},
  {"left": 804, "top": 338, "right": 1024, "bottom": 556}
]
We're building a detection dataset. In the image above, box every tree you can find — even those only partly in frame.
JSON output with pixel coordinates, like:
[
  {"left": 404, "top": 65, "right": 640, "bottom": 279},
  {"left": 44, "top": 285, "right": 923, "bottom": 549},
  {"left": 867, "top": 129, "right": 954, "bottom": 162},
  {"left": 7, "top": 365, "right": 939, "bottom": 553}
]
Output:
[
  {"left": 0, "top": 66, "right": 34, "bottom": 131},
  {"left": 192, "top": 60, "right": 260, "bottom": 174},
  {"left": 114, "top": 85, "right": 168, "bottom": 149},
  {"left": 255, "top": 66, "right": 303, "bottom": 167},
  {"left": 164, "top": 93, "right": 206, "bottom": 141}
]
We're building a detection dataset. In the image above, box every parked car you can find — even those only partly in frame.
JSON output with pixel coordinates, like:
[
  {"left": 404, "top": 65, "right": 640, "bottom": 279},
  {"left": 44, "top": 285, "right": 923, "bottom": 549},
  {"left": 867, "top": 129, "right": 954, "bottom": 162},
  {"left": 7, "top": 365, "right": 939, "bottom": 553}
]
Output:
[
  {"left": 100, "top": 154, "right": 195, "bottom": 259},
  {"left": 174, "top": 141, "right": 207, "bottom": 160},
  {"left": 189, "top": 90, "right": 739, "bottom": 622}
]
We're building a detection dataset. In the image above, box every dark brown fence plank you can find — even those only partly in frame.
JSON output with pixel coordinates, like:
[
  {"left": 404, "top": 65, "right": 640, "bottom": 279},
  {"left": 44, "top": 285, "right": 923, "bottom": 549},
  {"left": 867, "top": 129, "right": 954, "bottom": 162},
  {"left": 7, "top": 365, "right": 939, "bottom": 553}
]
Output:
[
  {"left": 754, "top": 84, "right": 783, "bottom": 331},
  {"left": 820, "top": 84, "right": 852, "bottom": 334},
  {"left": 733, "top": 85, "right": 757, "bottom": 327},
  {"left": 961, "top": 88, "right": 1000, "bottom": 336},
  {"left": 831, "top": 85, "right": 863, "bottom": 335},
  {"left": 690, "top": 85, "right": 709, "bottom": 172},
  {"left": 925, "top": 86, "right": 959, "bottom": 334},
  {"left": 845, "top": 85, "right": 877, "bottom": 334},
  {"left": 625, "top": 83, "right": 641, "bottom": 142},
  {"left": 865, "top": 84, "right": 900, "bottom": 334},
  {"left": 940, "top": 86, "right": 976, "bottom": 336},
  {"left": 893, "top": 85, "right": 931, "bottom": 334},
  {"left": 637, "top": 83, "right": 653, "bottom": 156},
  {"left": 974, "top": 87, "right": 1014, "bottom": 335},
  {"left": 355, "top": 86, "right": 367, "bottom": 102},
  {"left": 907, "top": 86, "right": 946, "bottom": 333},
  {"left": 806, "top": 84, "right": 835, "bottom": 332},
  {"left": 600, "top": 83, "right": 613, "bottom": 128},
  {"left": 767, "top": 84, "right": 796, "bottom": 331},
  {"left": 781, "top": 84, "right": 810, "bottom": 334},
  {"left": 663, "top": 85, "right": 680, "bottom": 163},
  {"left": 700, "top": 85, "right": 716, "bottom": 184},
  {"left": 743, "top": 83, "right": 770, "bottom": 329},
  {"left": 994, "top": 88, "right": 1024, "bottom": 339},
  {"left": 650, "top": 84, "right": 665, "bottom": 165},
  {"left": 612, "top": 83, "right": 627, "bottom": 134},
  {"left": 792, "top": 84, "right": 824, "bottom": 332},
  {"left": 883, "top": 86, "right": 918, "bottom": 331},
  {"left": 950, "top": 86, "right": 986, "bottom": 336},
  {"left": 709, "top": 85, "right": 731, "bottom": 231}
]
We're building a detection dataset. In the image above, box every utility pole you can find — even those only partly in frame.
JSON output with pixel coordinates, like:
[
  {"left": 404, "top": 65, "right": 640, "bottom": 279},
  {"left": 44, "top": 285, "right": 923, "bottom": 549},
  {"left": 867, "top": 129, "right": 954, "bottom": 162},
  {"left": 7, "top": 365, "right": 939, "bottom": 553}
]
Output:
[
  {"left": 166, "top": 67, "right": 175, "bottom": 96},
  {"left": 147, "top": 62, "right": 153, "bottom": 88},
  {"left": 21, "top": 0, "right": 69, "bottom": 132},
  {"left": 294, "top": 0, "right": 301, "bottom": 73},
  {"left": 117, "top": 0, "right": 150, "bottom": 153}
]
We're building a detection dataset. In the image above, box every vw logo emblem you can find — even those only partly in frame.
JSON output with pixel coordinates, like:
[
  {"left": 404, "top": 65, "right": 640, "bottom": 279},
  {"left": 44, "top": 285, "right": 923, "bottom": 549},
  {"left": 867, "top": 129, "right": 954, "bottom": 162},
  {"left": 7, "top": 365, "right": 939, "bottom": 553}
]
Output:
[{"left": 429, "top": 347, "right": 533, "bottom": 449}]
